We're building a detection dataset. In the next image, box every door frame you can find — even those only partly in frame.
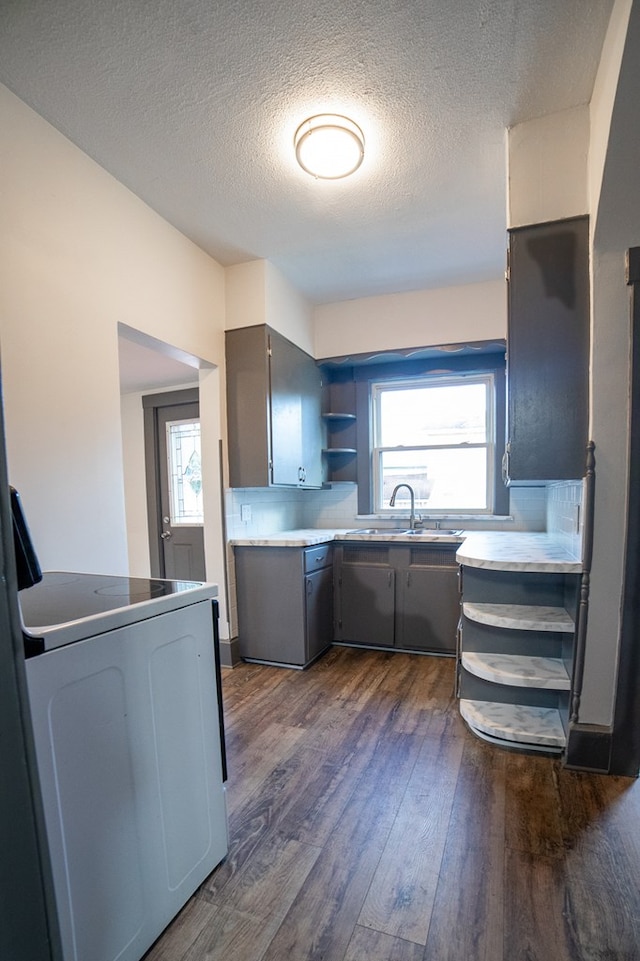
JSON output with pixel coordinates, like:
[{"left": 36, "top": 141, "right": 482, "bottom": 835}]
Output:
[
  {"left": 611, "top": 247, "right": 640, "bottom": 775},
  {"left": 143, "top": 387, "right": 200, "bottom": 579}
]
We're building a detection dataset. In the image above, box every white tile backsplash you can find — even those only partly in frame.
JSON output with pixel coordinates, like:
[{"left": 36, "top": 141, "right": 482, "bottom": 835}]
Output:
[
  {"left": 546, "top": 480, "right": 583, "bottom": 560},
  {"left": 225, "top": 482, "right": 549, "bottom": 539},
  {"left": 225, "top": 487, "right": 306, "bottom": 541},
  {"left": 507, "top": 486, "right": 547, "bottom": 531}
]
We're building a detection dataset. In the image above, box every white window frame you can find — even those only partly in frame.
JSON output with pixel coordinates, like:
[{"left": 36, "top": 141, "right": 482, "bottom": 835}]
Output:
[{"left": 371, "top": 372, "right": 496, "bottom": 515}]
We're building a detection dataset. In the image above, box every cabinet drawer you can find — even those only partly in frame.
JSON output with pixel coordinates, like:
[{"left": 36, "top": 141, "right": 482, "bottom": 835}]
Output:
[{"left": 304, "top": 544, "right": 333, "bottom": 572}]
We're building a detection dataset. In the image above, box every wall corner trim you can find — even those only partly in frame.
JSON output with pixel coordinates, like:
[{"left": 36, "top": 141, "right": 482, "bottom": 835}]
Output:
[{"left": 564, "top": 722, "right": 613, "bottom": 774}]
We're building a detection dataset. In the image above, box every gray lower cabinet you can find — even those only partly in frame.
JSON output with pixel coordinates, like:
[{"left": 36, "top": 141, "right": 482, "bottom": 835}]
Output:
[
  {"left": 339, "top": 561, "right": 395, "bottom": 647},
  {"left": 335, "top": 543, "right": 459, "bottom": 654},
  {"left": 234, "top": 543, "right": 333, "bottom": 667},
  {"left": 457, "top": 564, "right": 578, "bottom": 752}
]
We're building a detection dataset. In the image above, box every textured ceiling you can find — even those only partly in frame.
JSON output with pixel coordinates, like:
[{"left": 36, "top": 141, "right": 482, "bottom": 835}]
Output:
[{"left": 0, "top": 0, "right": 614, "bottom": 305}]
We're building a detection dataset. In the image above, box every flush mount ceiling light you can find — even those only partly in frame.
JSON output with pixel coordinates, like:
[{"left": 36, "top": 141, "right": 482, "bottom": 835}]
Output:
[{"left": 294, "top": 114, "right": 365, "bottom": 179}]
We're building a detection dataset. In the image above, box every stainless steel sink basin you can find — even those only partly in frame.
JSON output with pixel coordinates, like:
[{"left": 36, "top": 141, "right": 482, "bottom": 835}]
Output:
[
  {"left": 407, "top": 529, "right": 463, "bottom": 536},
  {"left": 349, "top": 528, "right": 410, "bottom": 534},
  {"left": 347, "top": 528, "right": 463, "bottom": 537}
]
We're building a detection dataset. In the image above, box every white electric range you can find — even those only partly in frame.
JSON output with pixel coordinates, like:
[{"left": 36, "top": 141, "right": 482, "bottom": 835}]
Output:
[{"left": 21, "top": 571, "right": 228, "bottom": 961}]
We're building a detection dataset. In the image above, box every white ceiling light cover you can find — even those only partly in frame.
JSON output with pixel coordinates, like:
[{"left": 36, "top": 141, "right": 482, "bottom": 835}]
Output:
[{"left": 294, "top": 114, "right": 365, "bottom": 179}]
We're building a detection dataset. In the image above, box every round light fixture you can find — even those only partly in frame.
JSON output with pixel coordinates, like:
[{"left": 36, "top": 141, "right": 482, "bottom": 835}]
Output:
[{"left": 294, "top": 114, "right": 365, "bottom": 180}]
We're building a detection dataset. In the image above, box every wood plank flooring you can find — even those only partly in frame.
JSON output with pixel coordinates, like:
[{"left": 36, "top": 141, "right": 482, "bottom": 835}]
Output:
[{"left": 143, "top": 646, "right": 640, "bottom": 961}]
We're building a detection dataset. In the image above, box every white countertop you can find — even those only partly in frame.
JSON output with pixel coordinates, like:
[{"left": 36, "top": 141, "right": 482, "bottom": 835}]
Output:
[
  {"left": 230, "top": 528, "right": 582, "bottom": 573},
  {"left": 456, "top": 531, "right": 582, "bottom": 573},
  {"left": 230, "top": 528, "right": 352, "bottom": 547},
  {"left": 230, "top": 528, "right": 465, "bottom": 547}
]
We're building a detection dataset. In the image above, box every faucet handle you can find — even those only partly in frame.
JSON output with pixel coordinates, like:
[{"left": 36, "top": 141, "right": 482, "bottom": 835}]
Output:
[{"left": 413, "top": 515, "right": 424, "bottom": 529}]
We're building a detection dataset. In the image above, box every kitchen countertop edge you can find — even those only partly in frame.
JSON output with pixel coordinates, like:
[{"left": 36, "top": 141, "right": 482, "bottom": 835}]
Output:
[
  {"left": 230, "top": 529, "right": 582, "bottom": 571},
  {"left": 457, "top": 531, "right": 582, "bottom": 573},
  {"left": 229, "top": 529, "right": 351, "bottom": 547}
]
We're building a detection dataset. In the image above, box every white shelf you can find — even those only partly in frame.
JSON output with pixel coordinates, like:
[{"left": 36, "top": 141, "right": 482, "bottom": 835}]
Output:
[
  {"left": 459, "top": 698, "right": 566, "bottom": 749},
  {"left": 462, "top": 651, "right": 570, "bottom": 690},
  {"left": 463, "top": 601, "right": 574, "bottom": 633}
]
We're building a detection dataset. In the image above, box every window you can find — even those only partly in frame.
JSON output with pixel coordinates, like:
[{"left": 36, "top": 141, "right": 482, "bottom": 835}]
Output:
[
  {"left": 166, "top": 419, "right": 204, "bottom": 525},
  {"left": 371, "top": 374, "right": 495, "bottom": 514}
]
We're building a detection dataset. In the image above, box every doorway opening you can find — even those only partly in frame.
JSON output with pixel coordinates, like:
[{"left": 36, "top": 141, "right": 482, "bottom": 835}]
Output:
[{"left": 143, "top": 388, "right": 205, "bottom": 581}]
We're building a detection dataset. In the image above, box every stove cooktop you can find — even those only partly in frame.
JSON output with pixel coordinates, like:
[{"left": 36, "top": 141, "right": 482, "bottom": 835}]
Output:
[{"left": 20, "top": 571, "right": 216, "bottom": 653}]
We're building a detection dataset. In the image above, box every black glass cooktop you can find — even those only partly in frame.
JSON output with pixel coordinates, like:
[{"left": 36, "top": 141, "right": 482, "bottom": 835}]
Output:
[{"left": 19, "top": 571, "right": 202, "bottom": 630}]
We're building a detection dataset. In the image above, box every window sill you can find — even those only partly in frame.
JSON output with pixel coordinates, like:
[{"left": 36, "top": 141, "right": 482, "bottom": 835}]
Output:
[{"left": 356, "top": 513, "right": 514, "bottom": 523}]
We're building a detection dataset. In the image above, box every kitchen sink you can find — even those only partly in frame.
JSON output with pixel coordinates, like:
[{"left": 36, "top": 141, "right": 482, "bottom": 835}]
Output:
[
  {"left": 347, "top": 528, "right": 463, "bottom": 537},
  {"left": 407, "top": 529, "right": 463, "bottom": 536},
  {"left": 350, "top": 528, "right": 412, "bottom": 534}
]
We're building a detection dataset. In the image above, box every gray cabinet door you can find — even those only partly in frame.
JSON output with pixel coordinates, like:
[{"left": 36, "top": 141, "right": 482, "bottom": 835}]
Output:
[
  {"left": 507, "top": 216, "right": 589, "bottom": 481},
  {"left": 305, "top": 566, "right": 333, "bottom": 662},
  {"left": 269, "top": 330, "right": 305, "bottom": 486},
  {"left": 225, "top": 326, "right": 271, "bottom": 488},
  {"left": 340, "top": 564, "right": 395, "bottom": 647},
  {"left": 299, "top": 349, "right": 323, "bottom": 488},
  {"left": 397, "top": 566, "right": 459, "bottom": 654},
  {"left": 270, "top": 330, "right": 322, "bottom": 487}
]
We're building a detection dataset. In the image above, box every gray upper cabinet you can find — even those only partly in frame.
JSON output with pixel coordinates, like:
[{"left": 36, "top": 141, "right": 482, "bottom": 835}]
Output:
[
  {"left": 506, "top": 215, "right": 590, "bottom": 482},
  {"left": 226, "top": 325, "right": 322, "bottom": 488}
]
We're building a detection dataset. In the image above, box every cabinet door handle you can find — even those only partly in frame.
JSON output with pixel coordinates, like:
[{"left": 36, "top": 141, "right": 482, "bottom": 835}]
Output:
[
  {"left": 406, "top": 571, "right": 411, "bottom": 588},
  {"left": 388, "top": 571, "right": 393, "bottom": 588},
  {"left": 306, "top": 577, "right": 313, "bottom": 596}
]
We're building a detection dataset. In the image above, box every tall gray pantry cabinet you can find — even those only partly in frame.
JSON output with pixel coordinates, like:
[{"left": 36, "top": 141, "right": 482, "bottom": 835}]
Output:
[{"left": 225, "top": 325, "right": 323, "bottom": 489}]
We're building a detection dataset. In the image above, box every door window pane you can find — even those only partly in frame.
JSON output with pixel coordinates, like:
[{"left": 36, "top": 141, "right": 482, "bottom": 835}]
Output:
[{"left": 166, "top": 420, "right": 203, "bottom": 525}]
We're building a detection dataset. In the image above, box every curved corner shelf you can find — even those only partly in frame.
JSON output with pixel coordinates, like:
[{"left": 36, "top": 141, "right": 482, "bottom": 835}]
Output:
[
  {"left": 463, "top": 601, "right": 574, "bottom": 633},
  {"left": 322, "top": 448, "right": 357, "bottom": 455},
  {"left": 322, "top": 412, "right": 356, "bottom": 421},
  {"left": 461, "top": 651, "right": 570, "bottom": 690},
  {"left": 459, "top": 698, "right": 566, "bottom": 750}
]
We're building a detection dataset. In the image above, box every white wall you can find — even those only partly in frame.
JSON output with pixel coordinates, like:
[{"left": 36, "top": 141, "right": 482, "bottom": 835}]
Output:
[
  {"left": 581, "top": 0, "right": 638, "bottom": 726},
  {"left": 264, "top": 261, "right": 314, "bottom": 356},
  {"left": 225, "top": 259, "right": 314, "bottom": 354},
  {"left": 120, "top": 389, "right": 153, "bottom": 577},
  {"left": 508, "top": 105, "right": 590, "bottom": 228},
  {"left": 0, "top": 85, "right": 226, "bottom": 587},
  {"left": 225, "top": 261, "right": 268, "bottom": 330},
  {"left": 589, "top": 0, "right": 634, "bottom": 228},
  {"left": 312, "top": 279, "right": 506, "bottom": 359}
]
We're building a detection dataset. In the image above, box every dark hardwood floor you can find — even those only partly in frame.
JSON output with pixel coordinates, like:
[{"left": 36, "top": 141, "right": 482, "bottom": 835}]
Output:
[{"left": 144, "top": 646, "right": 640, "bottom": 961}]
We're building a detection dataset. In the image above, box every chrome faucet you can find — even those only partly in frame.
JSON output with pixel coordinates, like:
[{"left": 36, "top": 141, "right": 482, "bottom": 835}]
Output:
[{"left": 389, "top": 483, "right": 419, "bottom": 529}]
